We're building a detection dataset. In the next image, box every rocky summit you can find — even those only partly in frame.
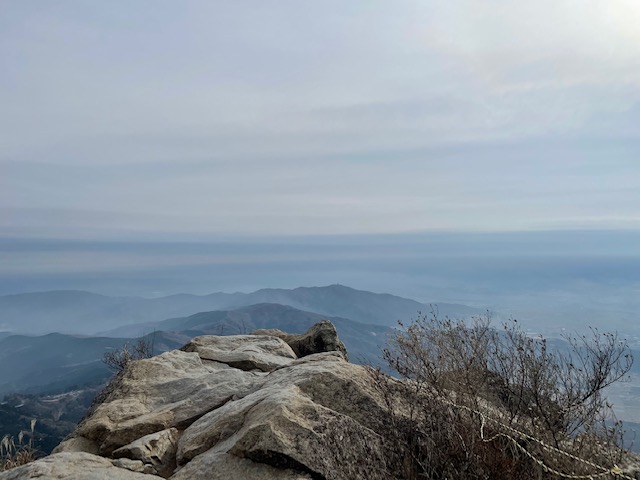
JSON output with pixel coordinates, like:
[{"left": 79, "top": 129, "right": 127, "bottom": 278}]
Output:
[{"left": 1, "top": 321, "right": 395, "bottom": 480}]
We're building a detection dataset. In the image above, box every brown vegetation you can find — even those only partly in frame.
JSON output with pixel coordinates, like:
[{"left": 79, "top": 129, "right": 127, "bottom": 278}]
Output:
[
  {"left": 1, "top": 419, "right": 37, "bottom": 472},
  {"left": 102, "top": 336, "right": 154, "bottom": 372},
  {"left": 373, "top": 311, "right": 635, "bottom": 480}
]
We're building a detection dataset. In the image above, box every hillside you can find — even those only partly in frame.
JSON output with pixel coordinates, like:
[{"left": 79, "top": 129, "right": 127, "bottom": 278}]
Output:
[
  {"left": 0, "top": 387, "right": 104, "bottom": 456},
  {"left": 0, "top": 333, "right": 143, "bottom": 398}
]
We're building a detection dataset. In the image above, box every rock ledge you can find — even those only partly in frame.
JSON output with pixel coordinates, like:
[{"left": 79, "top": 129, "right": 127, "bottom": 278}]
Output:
[{"left": 2, "top": 321, "right": 390, "bottom": 480}]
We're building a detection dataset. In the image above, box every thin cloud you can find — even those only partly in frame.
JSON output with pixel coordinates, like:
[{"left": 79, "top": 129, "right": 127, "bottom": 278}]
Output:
[{"left": 1, "top": 1, "right": 639, "bottom": 237}]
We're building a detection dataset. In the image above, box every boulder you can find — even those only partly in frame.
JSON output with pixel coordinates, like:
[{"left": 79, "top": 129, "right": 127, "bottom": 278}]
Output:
[
  {"left": 52, "top": 435, "right": 99, "bottom": 455},
  {"left": 0, "top": 452, "right": 162, "bottom": 480},
  {"left": 253, "top": 320, "right": 349, "bottom": 361},
  {"left": 58, "top": 349, "right": 267, "bottom": 456},
  {"left": 177, "top": 385, "right": 389, "bottom": 480},
  {"left": 180, "top": 335, "right": 296, "bottom": 372},
  {"left": 112, "top": 428, "right": 180, "bottom": 477},
  {"left": 176, "top": 352, "right": 392, "bottom": 480},
  {"left": 111, "top": 458, "right": 156, "bottom": 475}
]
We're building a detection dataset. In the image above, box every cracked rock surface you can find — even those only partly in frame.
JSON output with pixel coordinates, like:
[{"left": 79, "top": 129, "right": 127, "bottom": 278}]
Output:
[{"left": 2, "top": 321, "right": 392, "bottom": 480}]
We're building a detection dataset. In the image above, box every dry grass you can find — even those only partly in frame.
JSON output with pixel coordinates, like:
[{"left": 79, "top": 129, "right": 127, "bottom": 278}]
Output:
[
  {"left": 373, "top": 312, "right": 636, "bottom": 479},
  {"left": 1, "top": 419, "right": 38, "bottom": 472}
]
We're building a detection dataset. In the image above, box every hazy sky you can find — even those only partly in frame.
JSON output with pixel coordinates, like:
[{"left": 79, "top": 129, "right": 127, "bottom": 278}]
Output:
[{"left": 2, "top": 0, "right": 640, "bottom": 239}]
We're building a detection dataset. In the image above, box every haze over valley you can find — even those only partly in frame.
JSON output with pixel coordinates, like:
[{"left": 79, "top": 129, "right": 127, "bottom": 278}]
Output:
[{"left": 2, "top": 230, "right": 639, "bottom": 341}]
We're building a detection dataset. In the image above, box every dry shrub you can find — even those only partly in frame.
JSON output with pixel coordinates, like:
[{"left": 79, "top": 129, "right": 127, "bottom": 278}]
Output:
[
  {"left": 373, "top": 311, "right": 634, "bottom": 480},
  {"left": 103, "top": 336, "right": 154, "bottom": 372}
]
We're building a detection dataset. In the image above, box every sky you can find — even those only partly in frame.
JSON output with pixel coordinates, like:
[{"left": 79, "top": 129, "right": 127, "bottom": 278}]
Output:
[
  {"left": 2, "top": 0, "right": 640, "bottom": 241},
  {"left": 1, "top": 0, "right": 640, "bottom": 311}
]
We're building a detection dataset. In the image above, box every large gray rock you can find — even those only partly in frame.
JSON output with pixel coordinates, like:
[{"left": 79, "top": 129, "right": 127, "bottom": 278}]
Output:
[
  {"left": 57, "top": 349, "right": 267, "bottom": 456},
  {"left": 0, "top": 452, "right": 162, "bottom": 480},
  {"left": 112, "top": 428, "right": 180, "bottom": 477},
  {"left": 253, "top": 319, "right": 349, "bottom": 361},
  {"left": 176, "top": 352, "right": 392, "bottom": 479},
  {"left": 180, "top": 335, "right": 296, "bottom": 372},
  {"left": 177, "top": 384, "right": 389, "bottom": 480}
]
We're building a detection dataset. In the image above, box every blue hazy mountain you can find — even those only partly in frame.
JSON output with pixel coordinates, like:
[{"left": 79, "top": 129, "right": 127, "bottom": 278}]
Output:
[
  {"left": 0, "top": 284, "right": 481, "bottom": 335},
  {"left": 104, "top": 302, "right": 393, "bottom": 365},
  {"left": 0, "top": 302, "right": 391, "bottom": 397}
]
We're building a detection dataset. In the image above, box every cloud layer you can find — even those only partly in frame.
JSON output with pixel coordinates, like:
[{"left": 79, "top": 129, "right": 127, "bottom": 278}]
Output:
[{"left": 2, "top": 1, "right": 640, "bottom": 236}]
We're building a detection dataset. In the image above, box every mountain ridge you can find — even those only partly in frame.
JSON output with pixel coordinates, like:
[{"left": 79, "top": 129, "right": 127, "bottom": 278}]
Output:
[
  {"left": 0, "top": 284, "right": 482, "bottom": 335},
  {"left": 0, "top": 302, "right": 392, "bottom": 398}
]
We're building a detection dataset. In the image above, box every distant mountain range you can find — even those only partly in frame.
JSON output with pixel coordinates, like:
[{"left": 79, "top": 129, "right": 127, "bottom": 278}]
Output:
[
  {"left": 0, "top": 300, "right": 398, "bottom": 397},
  {"left": 105, "top": 302, "right": 393, "bottom": 364},
  {"left": 0, "top": 284, "right": 482, "bottom": 335}
]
